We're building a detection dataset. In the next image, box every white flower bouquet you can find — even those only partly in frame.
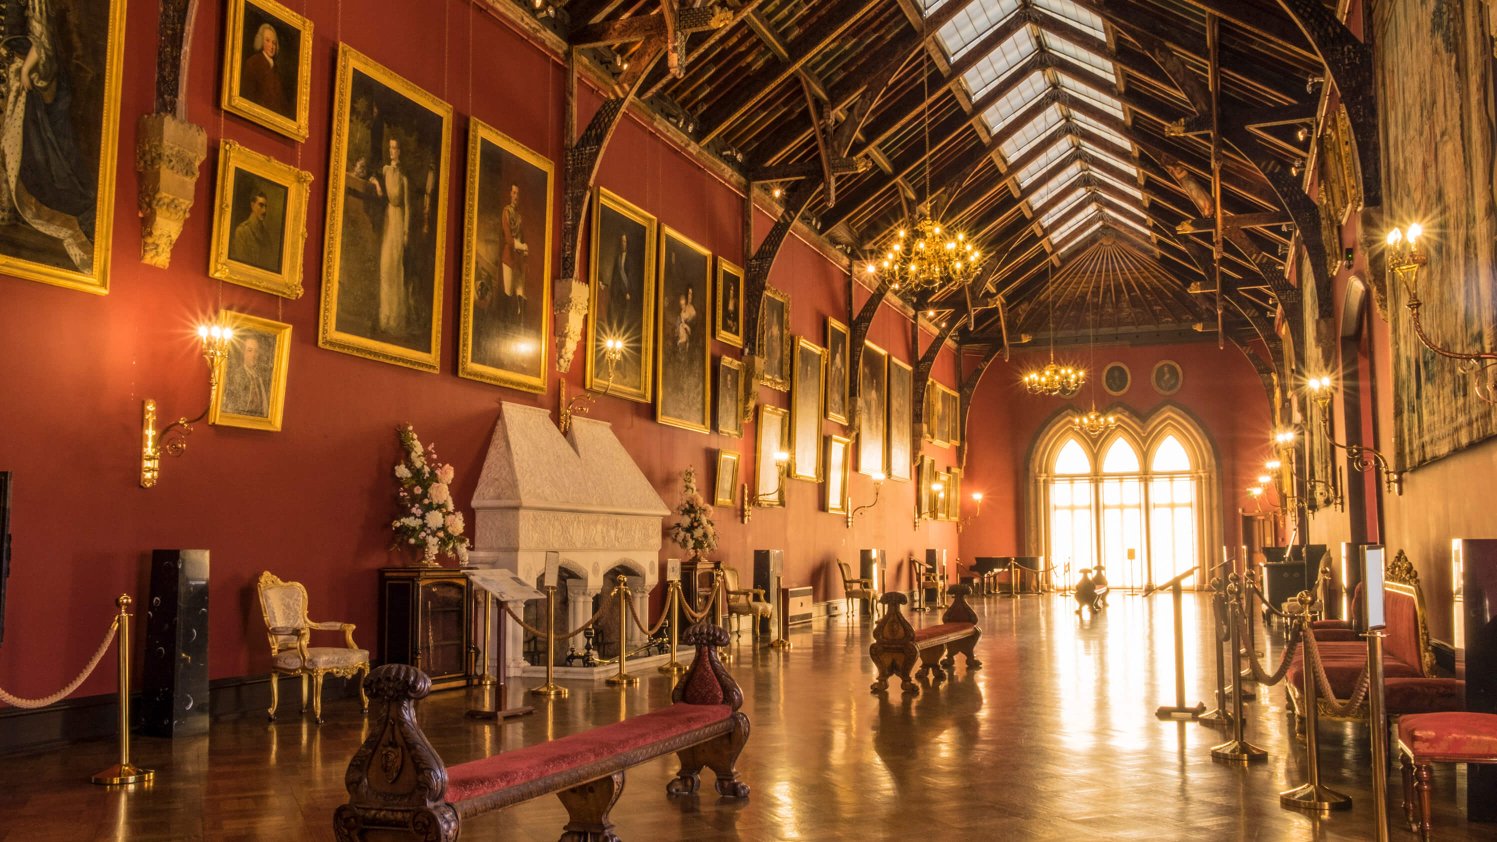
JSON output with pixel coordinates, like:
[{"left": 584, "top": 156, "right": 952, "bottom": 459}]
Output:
[
  {"left": 391, "top": 424, "right": 470, "bottom": 566},
  {"left": 667, "top": 467, "right": 718, "bottom": 555}
]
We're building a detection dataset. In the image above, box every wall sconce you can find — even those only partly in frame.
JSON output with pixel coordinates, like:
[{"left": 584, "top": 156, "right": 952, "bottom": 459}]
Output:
[
  {"left": 140, "top": 323, "right": 234, "bottom": 488},
  {"left": 741, "top": 450, "right": 789, "bottom": 523},
  {"left": 845, "top": 472, "right": 886, "bottom": 528},
  {"left": 1386, "top": 224, "right": 1497, "bottom": 404},
  {"left": 915, "top": 479, "right": 946, "bottom": 528},
  {"left": 957, "top": 491, "right": 984, "bottom": 533},
  {"left": 1306, "top": 375, "right": 1404, "bottom": 495},
  {"left": 559, "top": 338, "right": 625, "bottom": 435}
]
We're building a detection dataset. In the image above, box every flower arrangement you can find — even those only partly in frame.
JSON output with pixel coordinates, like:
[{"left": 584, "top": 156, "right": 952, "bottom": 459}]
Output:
[
  {"left": 667, "top": 467, "right": 718, "bottom": 556},
  {"left": 391, "top": 424, "right": 470, "bottom": 566}
]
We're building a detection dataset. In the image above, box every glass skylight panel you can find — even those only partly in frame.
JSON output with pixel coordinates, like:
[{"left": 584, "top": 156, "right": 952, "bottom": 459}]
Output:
[
  {"left": 1045, "top": 36, "right": 1114, "bottom": 83},
  {"left": 980, "top": 71, "right": 1048, "bottom": 130},
  {"left": 1059, "top": 219, "right": 1105, "bottom": 249},
  {"left": 1103, "top": 210, "right": 1154, "bottom": 239},
  {"left": 1050, "top": 208, "right": 1102, "bottom": 243},
  {"left": 1057, "top": 75, "right": 1124, "bottom": 119},
  {"left": 1089, "top": 168, "right": 1141, "bottom": 199},
  {"left": 935, "top": 0, "right": 1024, "bottom": 58},
  {"left": 1077, "top": 137, "right": 1133, "bottom": 166},
  {"left": 999, "top": 104, "right": 1063, "bottom": 159},
  {"left": 1015, "top": 136, "right": 1074, "bottom": 183},
  {"left": 1040, "top": 190, "right": 1091, "bottom": 226},
  {"left": 963, "top": 30, "right": 1038, "bottom": 99},
  {"left": 1072, "top": 111, "right": 1126, "bottom": 145},
  {"left": 1032, "top": 0, "right": 1106, "bottom": 38},
  {"left": 1026, "top": 160, "right": 1084, "bottom": 207}
]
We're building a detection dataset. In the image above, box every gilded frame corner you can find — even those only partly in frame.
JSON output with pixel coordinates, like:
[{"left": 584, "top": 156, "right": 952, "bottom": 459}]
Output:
[{"left": 209, "top": 139, "right": 313, "bottom": 299}]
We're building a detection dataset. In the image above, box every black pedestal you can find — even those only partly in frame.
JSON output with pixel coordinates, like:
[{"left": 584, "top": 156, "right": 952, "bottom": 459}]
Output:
[{"left": 141, "top": 549, "right": 210, "bottom": 738}]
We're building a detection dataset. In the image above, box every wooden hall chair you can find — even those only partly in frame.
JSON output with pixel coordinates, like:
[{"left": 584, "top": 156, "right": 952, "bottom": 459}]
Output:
[
  {"left": 256, "top": 570, "right": 370, "bottom": 723},
  {"left": 722, "top": 565, "right": 772, "bottom": 638},
  {"left": 836, "top": 560, "right": 878, "bottom": 619}
]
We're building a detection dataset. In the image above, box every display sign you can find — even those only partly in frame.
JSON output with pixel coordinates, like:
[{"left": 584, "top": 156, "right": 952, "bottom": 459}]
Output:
[
  {"left": 1363, "top": 545, "right": 1386, "bottom": 629},
  {"left": 667, "top": 558, "right": 681, "bottom": 582},
  {"left": 467, "top": 569, "right": 544, "bottom": 602},
  {"left": 544, "top": 551, "right": 560, "bottom": 588}
]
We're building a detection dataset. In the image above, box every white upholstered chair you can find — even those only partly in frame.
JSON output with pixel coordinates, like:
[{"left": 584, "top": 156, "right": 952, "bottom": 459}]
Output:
[{"left": 256, "top": 571, "right": 370, "bottom": 723}]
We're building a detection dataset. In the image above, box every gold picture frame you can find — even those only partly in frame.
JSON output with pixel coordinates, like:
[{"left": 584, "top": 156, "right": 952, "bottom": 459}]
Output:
[
  {"left": 220, "top": 0, "right": 314, "bottom": 141},
  {"left": 757, "top": 286, "right": 792, "bottom": 391},
  {"left": 209, "top": 140, "right": 312, "bottom": 298},
  {"left": 0, "top": 0, "right": 126, "bottom": 295},
  {"left": 716, "top": 355, "right": 744, "bottom": 437},
  {"left": 857, "top": 340, "right": 888, "bottom": 477},
  {"left": 825, "top": 316, "right": 850, "bottom": 424},
  {"left": 458, "top": 119, "right": 553, "bottom": 393},
  {"left": 755, "top": 404, "right": 789, "bottom": 507},
  {"left": 588, "top": 188, "right": 657, "bottom": 402},
  {"left": 656, "top": 225, "right": 713, "bottom": 432},
  {"left": 209, "top": 311, "right": 292, "bottom": 432},
  {"left": 714, "top": 450, "right": 740, "bottom": 507},
  {"left": 887, "top": 356, "right": 913, "bottom": 481},
  {"left": 825, "top": 434, "right": 852, "bottom": 515},
  {"left": 320, "top": 44, "right": 453, "bottom": 372},
  {"left": 715, "top": 258, "right": 744, "bottom": 347},
  {"left": 791, "top": 337, "right": 826, "bottom": 481}
]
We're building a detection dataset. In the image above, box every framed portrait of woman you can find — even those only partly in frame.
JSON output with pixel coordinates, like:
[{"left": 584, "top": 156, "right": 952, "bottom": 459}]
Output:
[
  {"left": 656, "top": 226, "right": 712, "bottom": 432},
  {"left": 209, "top": 311, "right": 292, "bottom": 432},
  {"left": 824, "top": 317, "right": 850, "bottom": 424},
  {"left": 790, "top": 338, "right": 826, "bottom": 481},
  {"left": 209, "top": 140, "right": 312, "bottom": 299},
  {"left": 458, "top": 120, "right": 553, "bottom": 393},
  {"left": 587, "top": 188, "right": 656, "bottom": 402},
  {"left": 757, "top": 286, "right": 791, "bottom": 391},
  {"left": 824, "top": 434, "right": 852, "bottom": 515},
  {"left": 220, "top": 0, "right": 313, "bottom": 141},
  {"left": 715, "top": 258, "right": 744, "bottom": 347},
  {"left": 320, "top": 45, "right": 452, "bottom": 372},
  {"left": 716, "top": 356, "right": 743, "bottom": 437},
  {"left": 887, "top": 356, "right": 913, "bottom": 481},
  {"left": 0, "top": 0, "right": 126, "bottom": 295},
  {"left": 857, "top": 341, "right": 888, "bottom": 477}
]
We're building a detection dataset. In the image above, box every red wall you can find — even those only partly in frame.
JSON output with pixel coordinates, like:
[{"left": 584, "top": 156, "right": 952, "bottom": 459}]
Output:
[
  {"left": 0, "top": 1, "right": 960, "bottom": 698},
  {"left": 958, "top": 341, "right": 1274, "bottom": 566}
]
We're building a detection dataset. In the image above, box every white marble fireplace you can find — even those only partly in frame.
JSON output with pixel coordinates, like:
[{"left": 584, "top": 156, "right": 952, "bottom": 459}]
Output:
[{"left": 468, "top": 402, "right": 669, "bottom": 677}]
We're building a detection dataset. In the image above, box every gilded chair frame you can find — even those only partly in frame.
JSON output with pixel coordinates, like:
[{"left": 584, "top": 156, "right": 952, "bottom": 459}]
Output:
[
  {"left": 256, "top": 570, "right": 370, "bottom": 723},
  {"left": 836, "top": 560, "right": 879, "bottom": 619},
  {"left": 721, "top": 566, "right": 771, "bottom": 639}
]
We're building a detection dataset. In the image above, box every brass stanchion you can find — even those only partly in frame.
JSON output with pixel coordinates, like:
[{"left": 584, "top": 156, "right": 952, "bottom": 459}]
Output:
[
  {"left": 771, "top": 575, "right": 791, "bottom": 650},
  {"left": 1367, "top": 628, "right": 1391, "bottom": 841},
  {"left": 1280, "top": 593, "right": 1352, "bottom": 812},
  {"left": 606, "top": 575, "right": 639, "bottom": 687},
  {"left": 657, "top": 581, "right": 688, "bottom": 675},
  {"left": 92, "top": 595, "right": 153, "bottom": 786},
  {"left": 478, "top": 592, "right": 495, "bottom": 686},
  {"left": 530, "top": 584, "right": 567, "bottom": 698},
  {"left": 1211, "top": 578, "right": 1266, "bottom": 763},
  {"left": 1003, "top": 559, "right": 1018, "bottom": 599},
  {"left": 711, "top": 569, "right": 732, "bottom": 665},
  {"left": 1199, "top": 578, "right": 1233, "bottom": 728}
]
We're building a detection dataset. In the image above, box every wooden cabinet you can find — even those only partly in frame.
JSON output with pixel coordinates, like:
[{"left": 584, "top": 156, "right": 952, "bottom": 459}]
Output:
[{"left": 378, "top": 567, "right": 470, "bottom": 690}]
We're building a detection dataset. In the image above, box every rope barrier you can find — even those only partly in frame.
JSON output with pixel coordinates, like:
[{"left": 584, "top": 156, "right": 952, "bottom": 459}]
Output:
[
  {"left": 0, "top": 617, "right": 120, "bottom": 709},
  {"left": 501, "top": 593, "right": 615, "bottom": 642},
  {"left": 625, "top": 590, "right": 673, "bottom": 638},
  {"left": 1303, "top": 627, "right": 1373, "bottom": 718},
  {"left": 1231, "top": 599, "right": 1299, "bottom": 686},
  {"left": 1245, "top": 581, "right": 1298, "bottom": 620},
  {"left": 678, "top": 581, "right": 721, "bottom": 624}
]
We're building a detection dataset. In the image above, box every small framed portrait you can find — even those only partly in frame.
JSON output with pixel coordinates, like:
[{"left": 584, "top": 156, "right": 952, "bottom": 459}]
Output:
[
  {"left": 713, "top": 450, "right": 739, "bottom": 507},
  {"left": 210, "top": 311, "right": 292, "bottom": 431},
  {"left": 320, "top": 45, "right": 453, "bottom": 372},
  {"left": 917, "top": 455, "right": 936, "bottom": 519},
  {"left": 459, "top": 120, "right": 553, "bottom": 393},
  {"left": 857, "top": 341, "right": 888, "bottom": 477},
  {"left": 825, "top": 316, "right": 850, "bottom": 424},
  {"left": 209, "top": 140, "right": 312, "bottom": 298},
  {"left": 220, "top": 0, "right": 313, "bottom": 140},
  {"left": 656, "top": 226, "right": 712, "bottom": 433},
  {"left": 942, "top": 385, "right": 961, "bottom": 446},
  {"left": 1103, "top": 362, "right": 1131, "bottom": 396},
  {"left": 887, "top": 357, "right": 913, "bottom": 481},
  {"left": 791, "top": 338, "right": 826, "bottom": 481},
  {"left": 588, "top": 188, "right": 657, "bottom": 402},
  {"left": 757, "top": 286, "right": 791, "bottom": 391},
  {"left": 824, "top": 434, "right": 852, "bottom": 515},
  {"left": 1152, "top": 360, "right": 1183, "bottom": 395},
  {"left": 715, "top": 258, "right": 744, "bottom": 347},
  {"left": 754, "top": 404, "right": 789, "bottom": 507},
  {"left": 716, "top": 356, "right": 744, "bottom": 437}
]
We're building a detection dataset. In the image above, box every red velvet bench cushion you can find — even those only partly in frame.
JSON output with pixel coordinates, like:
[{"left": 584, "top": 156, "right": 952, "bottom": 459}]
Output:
[
  {"left": 1386, "top": 678, "right": 1465, "bottom": 715},
  {"left": 1286, "top": 653, "right": 1422, "bottom": 692},
  {"left": 447, "top": 702, "right": 732, "bottom": 812},
  {"left": 914, "top": 622, "right": 974, "bottom": 645},
  {"left": 1399, "top": 712, "right": 1497, "bottom": 761}
]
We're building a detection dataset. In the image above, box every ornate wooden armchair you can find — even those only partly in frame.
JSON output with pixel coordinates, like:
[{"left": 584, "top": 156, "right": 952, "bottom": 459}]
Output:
[
  {"left": 836, "top": 560, "right": 878, "bottom": 618},
  {"left": 722, "top": 566, "right": 772, "bottom": 638},
  {"left": 256, "top": 571, "right": 369, "bottom": 723}
]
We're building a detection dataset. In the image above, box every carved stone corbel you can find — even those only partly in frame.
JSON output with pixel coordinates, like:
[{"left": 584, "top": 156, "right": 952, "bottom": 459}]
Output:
[
  {"left": 553, "top": 278, "right": 591, "bottom": 373},
  {"left": 136, "top": 113, "right": 206, "bottom": 269}
]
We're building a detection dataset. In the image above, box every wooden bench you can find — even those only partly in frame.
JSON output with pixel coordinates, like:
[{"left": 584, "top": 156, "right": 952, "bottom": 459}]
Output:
[
  {"left": 333, "top": 623, "right": 750, "bottom": 841},
  {"left": 869, "top": 585, "right": 981, "bottom": 695}
]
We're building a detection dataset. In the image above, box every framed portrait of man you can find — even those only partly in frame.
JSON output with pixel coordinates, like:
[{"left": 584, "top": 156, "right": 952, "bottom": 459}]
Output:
[
  {"left": 754, "top": 404, "right": 789, "bottom": 507},
  {"left": 757, "top": 286, "right": 791, "bottom": 391},
  {"left": 320, "top": 45, "right": 452, "bottom": 372},
  {"left": 209, "top": 311, "right": 292, "bottom": 432},
  {"left": 587, "top": 188, "right": 657, "bottom": 402},
  {"left": 790, "top": 338, "right": 825, "bottom": 481},
  {"left": 857, "top": 341, "right": 888, "bottom": 477},
  {"left": 220, "top": 0, "right": 313, "bottom": 141},
  {"left": 716, "top": 356, "right": 744, "bottom": 437},
  {"left": 713, "top": 450, "right": 739, "bottom": 508},
  {"left": 715, "top": 258, "right": 744, "bottom": 347},
  {"left": 825, "top": 316, "right": 850, "bottom": 424},
  {"left": 209, "top": 140, "right": 311, "bottom": 298},
  {"left": 887, "top": 356, "right": 913, "bottom": 481},
  {"left": 458, "top": 120, "right": 553, "bottom": 393},
  {"left": 656, "top": 226, "right": 712, "bottom": 432},
  {"left": 824, "top": 434, "right": 852, "bottom": 515},
  {"left": 0, "top": 0, "right": 126, "bottom": 295},
  {"left": 943, "top": 386, "right": 961, "bottom": 445}
]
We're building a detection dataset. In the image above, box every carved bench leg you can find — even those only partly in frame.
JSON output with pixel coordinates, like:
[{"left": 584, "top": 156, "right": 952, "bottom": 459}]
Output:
[
  {"left": 707, "top": 714, "right": 751, "bottom": 798},
  {"left": 917, "top": 646, "right": 945, "bottom": 684},
  {"left": 1400, "top": 753, "right": 1416, "bottom": 832},
  {"left": 558, "top": 771, "right": 625, "bottom": 842},
  {"left": 948, "top": 630, "right": 982, "bottom": 670},
  {"left": 332, "top": 805, "right": 459, "bottom": 842},
  {"left": 1413, "top": 762, "right": 1433, "bottom": 841}
]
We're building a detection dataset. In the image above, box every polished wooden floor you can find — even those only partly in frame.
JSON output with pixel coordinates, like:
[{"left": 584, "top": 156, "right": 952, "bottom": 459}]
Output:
[{"left": 0, "top": 592, "right": 1487, "bottom": 840}]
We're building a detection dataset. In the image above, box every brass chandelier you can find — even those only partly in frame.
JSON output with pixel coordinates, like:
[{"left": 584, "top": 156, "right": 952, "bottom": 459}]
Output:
[
  {"left": 876, "top": 219, "right": 984, "bottom": 296},
  {"left": 1071, "top": 407, "right": 1118, "bottom": 437},
  {"left": 1024, "top": 363, "right": 1085, "bottom": 397}
]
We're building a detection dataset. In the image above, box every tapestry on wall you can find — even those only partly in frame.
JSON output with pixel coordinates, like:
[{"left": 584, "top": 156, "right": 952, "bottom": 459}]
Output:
[{"left": 1376, "top": 0, "right": 1497, "bottom": 467}]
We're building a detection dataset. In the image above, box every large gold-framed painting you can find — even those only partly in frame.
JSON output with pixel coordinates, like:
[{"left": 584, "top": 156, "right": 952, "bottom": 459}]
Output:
[
  {"left": 209, "top": 140, "right": 312, "bottom": 298},
  {"left": 209, "top": 311, "right": 292, "bottom": 432},
  {"left": 458, "top": 120, "right": 552, "bottom": 393},
  {"left": 755, "top": 404, "right": 789, "bottom": 507},
  {"left": 320, "top": 45, "right": 453, "bottom": 371},
  {"left": 887, "top": 356, "right": 912, "bottom": 481},
  {"left": 220, "top": 0, "right": 313, "bottom": 141},
  {"left": 857, "top": 341, "right": 888, "bottom": 477},
  {"left": 790, "top": 337, "right": 825, "bottom": 481},
  {"left": 0, "top": 0, "right": 126, "bottom": 294},
  {"left": 758, "top": 286, "right": 791, "bottom": 391},
  {"left": 825, "top": 316, "right": 850, "bottom": 424},
  {"left": 656, "top": 226, "right": 712, "bottom": 432},
  {"left": 588, "top": 188, "right": 656, "bottom": 402},
  {"left": 716, "top": 355, "right": 743, "bottom": 437}
]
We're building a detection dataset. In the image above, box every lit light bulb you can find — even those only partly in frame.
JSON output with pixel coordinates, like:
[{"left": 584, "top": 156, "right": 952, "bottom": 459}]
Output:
[
  {"left": 1248, "top": 487, "right": 1263, "bottom": 498},
  {"left": 1266, "top": 459, "right": 1282, "bottom": 471},
  {"left": 872, "top": 472, "right": 886, "bottom": 483},
  {"left": 1257, "top": 474, "right": 1272, "bottom": 485},
  {"left": 774, "top": 450, "right": 789, "bottom": 463},
  {"left": 1407, "top": 222, "right": 1422, "bottom": 243},
  {"left": 971, "top": 492, "right": 983, "bottom": 501},
  {"left": 772, "top": 187, "right": 783, "bottom": 199},
  {"left": 866, "top": 264, "right": 877, "bottom": 275}
]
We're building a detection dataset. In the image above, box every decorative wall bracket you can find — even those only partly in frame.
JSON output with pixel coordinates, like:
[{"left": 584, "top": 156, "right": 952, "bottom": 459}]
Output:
[
  {"left": 136, "top": 112, "right": 206, "bottom": 269},
  {"left": 141, "top": 324, "right": 233, "bottom": 488}
]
